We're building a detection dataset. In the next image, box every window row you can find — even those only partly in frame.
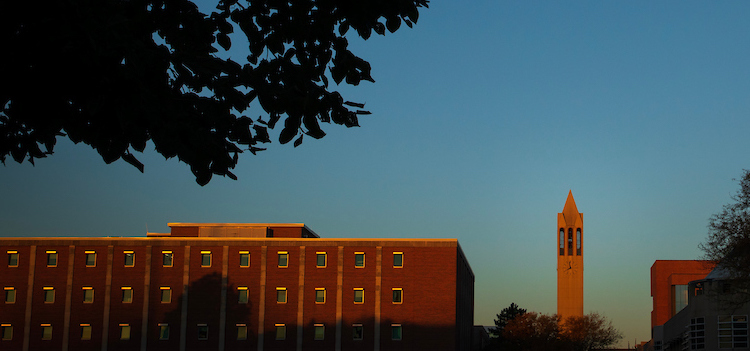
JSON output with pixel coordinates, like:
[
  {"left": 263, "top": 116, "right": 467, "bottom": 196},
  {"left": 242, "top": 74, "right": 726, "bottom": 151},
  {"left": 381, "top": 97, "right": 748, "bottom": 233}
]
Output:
[
  {"left": 272, "top": 323, "right": 403, "bottom": 341},
  {"left": 4, "top": 285, "right": 405, "bottom": 305},
  {"left": 6, "top": 250, "right": 407, "bottom": 269},
  {"left": 2, "top": 286, "right": 175, "bottom": 304},
  {"left": 278, "top": 251, "right": 404, "bottom": 269},
  {"left": 718, "top": 315, "right": 748, "bottom": 349},
  {"left": 0, "top": 323, "right": 221, "bottom": 341},
  {"left": 4, "top": 250, "right": 249, "bottom": 269},
  {"left": 0, "top": 323, "right": 404, "bottom": 342},
  {"left": 273, "top": 287, "right": 403, "bottom": 304}
]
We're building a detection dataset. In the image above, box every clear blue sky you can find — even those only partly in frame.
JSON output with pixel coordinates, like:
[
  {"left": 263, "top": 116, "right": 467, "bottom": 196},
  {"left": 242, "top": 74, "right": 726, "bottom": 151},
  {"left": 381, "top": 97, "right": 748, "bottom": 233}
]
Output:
[{"left": 2, "top": 1, "right": 750, "bottom": 347}]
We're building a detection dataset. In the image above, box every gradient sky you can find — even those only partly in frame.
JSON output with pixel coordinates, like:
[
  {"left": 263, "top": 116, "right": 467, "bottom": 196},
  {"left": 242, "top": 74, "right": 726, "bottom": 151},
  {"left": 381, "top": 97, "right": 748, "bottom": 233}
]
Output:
[{"left": 3, "top": 1, "right": 750, "bottom": 347}]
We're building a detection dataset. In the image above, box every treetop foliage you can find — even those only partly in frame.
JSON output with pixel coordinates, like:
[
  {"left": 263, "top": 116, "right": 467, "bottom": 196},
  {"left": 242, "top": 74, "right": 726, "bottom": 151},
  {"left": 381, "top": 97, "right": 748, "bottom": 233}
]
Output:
[
  {"left": 1, "top": 0, "right": 429, "bottom": 185},
  {"left": 701, "top": 169, "right": 750, "bottom": 279},
  {"left": 493, "top": 302, "right": 527, "bottom": 337},
  {"left": 500, "top": 311, "right": 622, "bottom": 351}
]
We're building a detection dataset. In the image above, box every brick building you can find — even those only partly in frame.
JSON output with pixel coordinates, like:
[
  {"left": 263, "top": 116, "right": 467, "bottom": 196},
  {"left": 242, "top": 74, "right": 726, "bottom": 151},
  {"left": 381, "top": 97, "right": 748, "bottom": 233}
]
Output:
[{"left": 0, "top": 223, "right": 474, "bottom": 351}]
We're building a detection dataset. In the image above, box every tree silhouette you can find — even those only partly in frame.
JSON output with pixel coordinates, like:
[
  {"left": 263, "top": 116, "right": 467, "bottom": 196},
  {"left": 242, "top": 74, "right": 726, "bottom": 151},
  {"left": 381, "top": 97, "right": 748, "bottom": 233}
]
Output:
[
  {"left": 1, "top": 0, "right": 429, "bottom": 185},
  {"left": 499, "top": 312, "right": 622, "bottom": 351},
  {"left": 700, "top": 169, "right": 750, "bottom": 303}
]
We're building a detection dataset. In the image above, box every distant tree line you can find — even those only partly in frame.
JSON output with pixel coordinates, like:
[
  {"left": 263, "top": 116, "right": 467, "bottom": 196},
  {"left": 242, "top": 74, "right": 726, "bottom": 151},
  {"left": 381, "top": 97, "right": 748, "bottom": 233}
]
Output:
[{"left": 488, "top": 303, "right": 622, "bottom": 351}]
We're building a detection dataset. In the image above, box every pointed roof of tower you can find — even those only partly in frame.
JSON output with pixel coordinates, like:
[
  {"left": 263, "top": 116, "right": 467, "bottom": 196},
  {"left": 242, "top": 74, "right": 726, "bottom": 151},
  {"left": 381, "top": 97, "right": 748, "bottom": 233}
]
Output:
[{"left": 562, "top": 190, "right": 581, "bottom": 226}]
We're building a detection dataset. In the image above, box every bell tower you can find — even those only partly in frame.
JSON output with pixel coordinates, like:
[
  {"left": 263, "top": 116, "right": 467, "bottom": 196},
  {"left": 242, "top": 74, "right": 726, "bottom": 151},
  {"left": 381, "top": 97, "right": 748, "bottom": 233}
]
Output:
[{"left": 557, "top": 190, "right": 583, "bottom": 320}]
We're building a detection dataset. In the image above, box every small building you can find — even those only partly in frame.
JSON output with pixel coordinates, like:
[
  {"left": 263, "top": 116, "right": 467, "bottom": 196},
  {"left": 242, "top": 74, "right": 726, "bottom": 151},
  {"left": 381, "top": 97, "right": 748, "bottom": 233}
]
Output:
[
  {"left": 658, "top": 266, "right": 750, "bottom": 350},
  {"left": 0, "top": 223, "right": 474, "bottom": 351},
  {"left": 650, "top": 260, "right": 714, "bottom": 330}
]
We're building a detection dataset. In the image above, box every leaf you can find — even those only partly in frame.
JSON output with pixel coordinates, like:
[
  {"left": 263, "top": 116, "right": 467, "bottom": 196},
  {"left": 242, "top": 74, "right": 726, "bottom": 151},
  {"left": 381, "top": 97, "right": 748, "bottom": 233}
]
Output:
[
  {"left": 386, "top": 16, "right": 401, "bottom": 33},
  {"left": 279, "top": 116, "right": 301, "bottom": 144},
  {"left": 217, "top": 33, "right": 231, "bottom": 51},
  {"left": 225, "top": 170, "right": 238, "bottom": 180},
  {"left": 122, "top": 152, "right": 145, "bottom": 173},
  {"left": 344, "top": 101, "right": 365, "bottom": 108},
  {"left": 293, "top": 134, "right": 303, "bottom": 147},
  {"left": 374, "top": 23, "right": 385, "bottom": 36},
  {"left": 339, "top": 22, "right": 349, "bottom": 35}
]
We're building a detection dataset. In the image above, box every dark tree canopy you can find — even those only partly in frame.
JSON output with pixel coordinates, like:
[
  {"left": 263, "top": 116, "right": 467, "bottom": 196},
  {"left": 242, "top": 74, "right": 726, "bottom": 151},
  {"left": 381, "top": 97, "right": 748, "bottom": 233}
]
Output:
[
  {"left": 1, "top": 0, "right": 428, "bottom": 185},
  {"left": 493, "top": 302, "right": 527, "bottom": 337},
  {"left": 498, "top": 312, "right": 621, "bottom": 351},
  {"left": 701, "top": 170, "right": 750, "bottom": 295},
  {"left": 489, "top": 302, "right": 528, "bottom": 350}
]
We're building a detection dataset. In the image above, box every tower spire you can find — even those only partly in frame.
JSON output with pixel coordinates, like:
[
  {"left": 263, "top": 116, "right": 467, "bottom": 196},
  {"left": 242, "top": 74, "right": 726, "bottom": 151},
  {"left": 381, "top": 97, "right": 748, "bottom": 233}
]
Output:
[{"left": 562, "top": 190, "right": 581, "bottom": 228}]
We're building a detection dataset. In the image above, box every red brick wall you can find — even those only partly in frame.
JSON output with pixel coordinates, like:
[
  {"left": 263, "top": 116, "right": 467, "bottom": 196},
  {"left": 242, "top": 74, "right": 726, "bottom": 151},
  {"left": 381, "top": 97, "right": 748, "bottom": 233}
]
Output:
[
  {"left": 0, "top": 245, "right": 32, "bottom": 350},
  {"left": 225, "top": 245, "right": 262, "bottom": 351},
  {"left": 0, "top": 237, "right": 470, "bottom": 351},
  {"left": 380, "top": 246, "right": 458, "bottom": 351},
  {"left": 264, "top": 246, "right": 299, "bottom": 350},
  {"left": 108, "top": 246, "right": 147, "bottom": 351},
  {"left": 146, "top": 245, "right": 185, "bottom": 351},
  {"left": 29, "top": 245, "right": 69, "bottom": 351},
  {"left": 301, "top": 246, "right": 338, "bottom": 350},
  {"left": 269, "top": 228, "right": 303, "bottom": 238},
  {"left": 68, "top": 245, "right": 109, "bottom": 351}
]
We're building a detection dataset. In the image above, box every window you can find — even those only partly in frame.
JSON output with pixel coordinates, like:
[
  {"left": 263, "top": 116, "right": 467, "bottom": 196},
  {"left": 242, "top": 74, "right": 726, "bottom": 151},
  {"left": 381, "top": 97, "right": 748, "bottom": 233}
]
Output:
[
  {"left": 4, "top": 287, "right": 15, "bottom": 303},
  {"left": 695, "top": 282, "right": 704, "bottom": 296},
  {"left": 576, "top": 228, "right": 582, "bottom": 255},
  {"left": 119, "top": 324, "right": 130, "bottom": 340},
  {"left": 41, "top": 324, "right": 52, "bottom": 340},
  {"left": 124, "top": 251, "right": 134, "bottom": 267},
  {"left": 46, "top": 251, "right": 57, "bottom": 267},
  {"left": 43, "top": 287, "right": 55, "bottom": 303},
  {"left": 354, "top": 253, "right": 365, "bottom": 268},
  {"left": 236, "top": 324, "right": 247, "bottom": 340},
  {"left": 276, "top": 288, "right": 287, "bottom": 303},
  {"left": 160, "top": 287, "right": 171, "bottom": 303},
  {"left": 316, "top": 252, "right": 327, "bottom": 268},
  {"left": 278, "top": 252, "right": 288, "bottom": 268},
  {"left": 719, "top": 315, "right": 748, "bottom": 349},
  {"left": 238, "top": 287, "right": 248, "bottom": 304},
  {"left": 393, "top": 252, "right": 403, "bottom": 268},
  {"left": 1, "top": 324, "right": 12, "bottom": 341},
  {"left": 200, "top": 251, "right": 211, "bottom": 267},
  {"left": 567, "top": 229, "right": 573, "bottom": 256},
  {"left": 559, "top": 229, "right": 565, "bottom": 255},
  {"left": 85, "top": 251, "right": 96, "bottom": 267},
  {"left": 352, "top": 324, "right": 363, "bottom": 340},
  {"left": 8, "top": 251, "right": 18, "bottom": 267},
  {"left": 159, "top": 324, "right": 169, "bottom": 340},
  {"left": 82, "top": 287, "right": 94, "bottom": 303},
  {"left": 392, "top": 288, "right": 403, "bottom": 304},
  {"left": 689, "top": 317, "right": 705, "bottom": 350},
  {"left": 391, "top": 324, "right": 402, "bottom": 340},
  {"left": 314, "top": 324, "right": 325, "bottom": 340},
  {"left": 275, "top": 324, "right": 286, "bottom": 340},
  {"left": 121, "top": 287, "right": 132, "bottom": 303},
  {"left": 673, "top": 285, "right": 688, "bottom": 314},
  {"left": 197, "top": 324, "right": 208, "bottom": 340},
  {"left": 162, "top": 251, "right": 173, "bottom": 267},
  {"left": 239, "top": 251, "right": 250, "bottom": 267},
  {"left": 315, "top": 288, "right": 326, "bottom": 304},
  {"left": 353, "top": 288, "right": 364, "bottom": 304},
  {"left": 80, "top": 324, "right": 92, "bottom": 340}
]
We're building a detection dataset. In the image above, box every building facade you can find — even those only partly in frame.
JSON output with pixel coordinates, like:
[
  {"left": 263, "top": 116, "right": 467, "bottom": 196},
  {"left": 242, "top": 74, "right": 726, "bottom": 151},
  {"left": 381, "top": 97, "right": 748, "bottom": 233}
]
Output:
[
  {"left": 655, "top": 267, "right": 749, "bottom": 351},
  {"left": 650, "top": 260, "right": 714, "bottom": 331},
  {"left": 557, "top": 191, "right": 584, "bottom": 320},
  {"left": 0, "top": 223, "right": 474, "bottom": 351}
]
